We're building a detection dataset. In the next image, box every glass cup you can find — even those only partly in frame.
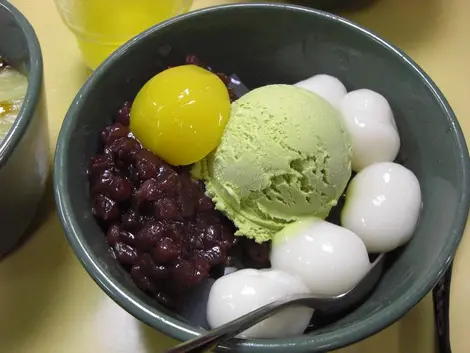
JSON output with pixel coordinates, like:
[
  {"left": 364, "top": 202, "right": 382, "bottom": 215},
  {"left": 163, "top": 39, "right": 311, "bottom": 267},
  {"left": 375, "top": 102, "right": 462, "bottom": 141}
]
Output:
[{"left": 54, "top": 0, "right": 193, "bottom": 70}]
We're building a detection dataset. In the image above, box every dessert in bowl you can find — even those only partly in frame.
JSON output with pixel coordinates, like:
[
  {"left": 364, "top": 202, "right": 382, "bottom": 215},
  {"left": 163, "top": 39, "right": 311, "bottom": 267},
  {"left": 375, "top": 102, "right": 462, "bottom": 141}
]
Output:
[
  {"left": 54, "top": 4, "right": 470, "bottom": 352},
  {"left": 0, "top": 57, "right": 28, "bottom": 142}
]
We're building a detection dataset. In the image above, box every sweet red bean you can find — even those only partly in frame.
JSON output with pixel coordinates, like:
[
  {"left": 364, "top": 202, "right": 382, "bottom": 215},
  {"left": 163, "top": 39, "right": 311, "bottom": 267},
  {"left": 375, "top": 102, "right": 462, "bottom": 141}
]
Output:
[{"left": 88, "top": 55, "right": 261, "bottom": 307}]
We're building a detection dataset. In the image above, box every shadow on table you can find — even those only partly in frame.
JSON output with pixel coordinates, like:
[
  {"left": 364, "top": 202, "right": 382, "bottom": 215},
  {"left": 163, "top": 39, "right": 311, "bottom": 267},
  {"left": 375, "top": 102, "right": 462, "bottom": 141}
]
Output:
[
  {"left": 140, "top": 322, "right": 178, "bottom": 352},
  {"left": 137, "top": 298, "right": 435, "bottom": 353},
  {"left": 0, "top": 180, "right": 69, "bottom": 353},
  {"left": 398, "top": 295, "right": 438, "bottom": 353},
  {"left": 208, "top": 0, "right": 442, "bottom": 56},
  {"left": 340, "top": 0, "right": 442, "bottom": 53},
  {"left": 290, "top": 0, "right": 376, "bottom": 11}
]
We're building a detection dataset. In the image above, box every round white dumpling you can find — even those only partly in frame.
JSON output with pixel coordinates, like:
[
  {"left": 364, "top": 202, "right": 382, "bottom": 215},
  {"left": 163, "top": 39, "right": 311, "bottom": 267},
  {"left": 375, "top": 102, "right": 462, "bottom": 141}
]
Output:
[
  {"left": 207, "top": 268, "right": 313, "bottom": 339},
  {"left": 341, "top": 162, "right": 422, "bottom": 253},
  {"left": 340, "top": 89, "right": 400, "bottom": 172},
  {"left": 270, "top": 218, "right": 371, "bottom": 296},
  {"left": 295, "top": 74, "right": 347, "bottom": 109}
]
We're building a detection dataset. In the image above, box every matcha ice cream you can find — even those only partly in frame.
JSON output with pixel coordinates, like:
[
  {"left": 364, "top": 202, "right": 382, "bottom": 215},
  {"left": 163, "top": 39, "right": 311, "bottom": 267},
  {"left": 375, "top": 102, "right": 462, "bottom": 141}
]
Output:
[{"left": 195, "top": 84, "right": 352, "bottom": 243}]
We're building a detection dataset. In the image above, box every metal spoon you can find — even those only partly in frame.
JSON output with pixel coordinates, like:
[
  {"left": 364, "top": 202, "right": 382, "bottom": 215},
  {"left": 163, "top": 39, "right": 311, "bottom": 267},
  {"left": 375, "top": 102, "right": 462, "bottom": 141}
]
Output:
[{"left": 166, "top": 253, "right": 386, "bottom": 353}]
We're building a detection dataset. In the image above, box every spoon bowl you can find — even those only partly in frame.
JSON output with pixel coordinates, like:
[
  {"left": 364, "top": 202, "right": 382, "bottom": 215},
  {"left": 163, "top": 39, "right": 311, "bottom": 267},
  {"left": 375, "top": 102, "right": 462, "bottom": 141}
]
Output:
[{"left": 166, "top": 253, "right": 386, "bottom": 353}]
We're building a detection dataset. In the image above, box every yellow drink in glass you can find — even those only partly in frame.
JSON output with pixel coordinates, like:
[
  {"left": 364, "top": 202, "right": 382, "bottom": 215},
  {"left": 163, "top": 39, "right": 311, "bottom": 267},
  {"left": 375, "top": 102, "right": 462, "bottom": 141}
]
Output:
[{"left": 54, "top": 0, "right": 193, "bottom": 69}]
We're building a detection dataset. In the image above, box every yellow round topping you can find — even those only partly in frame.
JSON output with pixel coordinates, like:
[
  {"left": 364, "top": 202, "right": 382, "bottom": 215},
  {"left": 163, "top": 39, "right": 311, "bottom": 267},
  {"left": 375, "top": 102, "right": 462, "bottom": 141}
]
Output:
[{"left": 130, "top": 65, "right": 231, "bottom": 165}]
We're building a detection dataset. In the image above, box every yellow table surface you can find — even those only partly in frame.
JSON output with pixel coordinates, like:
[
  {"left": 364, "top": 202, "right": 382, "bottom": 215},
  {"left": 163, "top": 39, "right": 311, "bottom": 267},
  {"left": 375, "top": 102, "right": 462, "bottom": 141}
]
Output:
[{"left": 1, "top": 0, "right": 469, "bottom": 352}]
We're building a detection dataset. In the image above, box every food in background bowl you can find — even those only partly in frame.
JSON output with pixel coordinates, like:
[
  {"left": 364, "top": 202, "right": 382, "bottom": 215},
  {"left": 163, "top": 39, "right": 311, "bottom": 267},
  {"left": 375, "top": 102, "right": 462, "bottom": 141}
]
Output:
[
  {"left": 87, "top": 53, "right": 422, "bottom": 338},
  {"left": 0, "top": 58, "right": 28, "bottom": 142}
]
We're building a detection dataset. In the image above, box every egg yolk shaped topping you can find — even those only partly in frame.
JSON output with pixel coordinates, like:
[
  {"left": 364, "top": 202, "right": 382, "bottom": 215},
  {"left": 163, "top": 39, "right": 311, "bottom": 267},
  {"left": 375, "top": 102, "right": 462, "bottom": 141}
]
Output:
[{"left": 130, "top": 65, "right": 231, "bottom": 165}]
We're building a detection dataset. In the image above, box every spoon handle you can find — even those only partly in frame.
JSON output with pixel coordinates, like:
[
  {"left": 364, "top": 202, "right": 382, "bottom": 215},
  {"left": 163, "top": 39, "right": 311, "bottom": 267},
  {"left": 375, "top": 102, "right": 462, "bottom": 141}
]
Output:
[
  {"left": 165, "top": 295, "right": 312, "bottom": 353},
  {"left": 433, "top": 262, "right": 453, "bottom": 353}
]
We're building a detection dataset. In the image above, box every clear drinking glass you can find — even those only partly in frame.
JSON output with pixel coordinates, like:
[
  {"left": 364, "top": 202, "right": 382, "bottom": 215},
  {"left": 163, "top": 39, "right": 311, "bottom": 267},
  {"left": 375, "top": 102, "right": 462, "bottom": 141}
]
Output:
[{"left": 54, "top": 0, "right": 193, "bottom": 70}]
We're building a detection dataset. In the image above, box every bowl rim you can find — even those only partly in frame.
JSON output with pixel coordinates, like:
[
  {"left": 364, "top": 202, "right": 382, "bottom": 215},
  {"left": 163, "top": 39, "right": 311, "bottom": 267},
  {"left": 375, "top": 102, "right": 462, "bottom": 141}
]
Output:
[
  {"left": 54, "top": 3, "right": 470, "bottom": 352},
  {"left": 0, "top": 1, "right": 43, "bottom": 167}
]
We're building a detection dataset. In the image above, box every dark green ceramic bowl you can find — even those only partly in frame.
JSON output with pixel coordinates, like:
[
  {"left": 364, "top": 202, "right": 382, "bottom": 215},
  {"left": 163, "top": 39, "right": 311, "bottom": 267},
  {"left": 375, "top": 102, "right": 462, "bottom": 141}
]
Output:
[
  {"left": 54, "top": 4, "right": 470, "bottom": 352},
  {"left": 0, "top": 2, "right": 48, "bottom": 258}
]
